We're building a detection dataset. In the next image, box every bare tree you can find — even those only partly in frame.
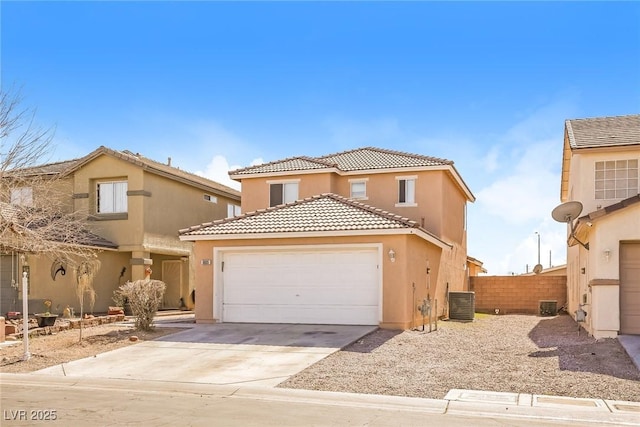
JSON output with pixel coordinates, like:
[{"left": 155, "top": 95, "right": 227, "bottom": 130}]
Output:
[{"left": 0, "top": 88, "right": 99, "bottom": 265}]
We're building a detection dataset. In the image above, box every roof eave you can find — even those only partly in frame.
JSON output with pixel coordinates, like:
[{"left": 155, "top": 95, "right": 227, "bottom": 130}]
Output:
[{"left": 179, "top": 228, "right": 452, "bottom": 250}]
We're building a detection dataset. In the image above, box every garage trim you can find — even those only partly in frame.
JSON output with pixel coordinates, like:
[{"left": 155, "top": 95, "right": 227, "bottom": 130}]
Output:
[{"left": 212, "top": 243, "right": 383, "bottom": 325}]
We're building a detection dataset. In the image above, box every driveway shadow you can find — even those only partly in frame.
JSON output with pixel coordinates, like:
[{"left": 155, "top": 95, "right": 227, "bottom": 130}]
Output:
[
  {"left": 527, "top": 314, "right": 640, "bottom": 381},
  {"left": 154, "top": 323, "right": 378, "bottom": 349},
  {"left": 340, "top": 328, "right": 402, "bottom": 353}
]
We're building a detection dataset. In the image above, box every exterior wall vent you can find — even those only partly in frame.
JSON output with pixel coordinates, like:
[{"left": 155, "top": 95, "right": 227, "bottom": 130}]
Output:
[
  {"left": 539, "top": 300, "right": 558, "bottom": 316},
  {"left": 449, "top": 291, "right": 475, "bottom": 321}
]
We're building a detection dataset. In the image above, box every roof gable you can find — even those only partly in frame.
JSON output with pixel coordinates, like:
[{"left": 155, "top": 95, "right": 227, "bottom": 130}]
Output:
[
  {"left": 566, "top": 114, "right": 640, "bottom": 150},
  {"left": 180, "top": 193, "right": 450, "bottom": 248},
  {"left": 230, "top": 147, "right": 452, "bottom": 176},
  {"left": 10, "top": 146, "right": 240, "bottom": 200},
  {"left": 318, "top": 147, "right": 452, "bottom": 171}
]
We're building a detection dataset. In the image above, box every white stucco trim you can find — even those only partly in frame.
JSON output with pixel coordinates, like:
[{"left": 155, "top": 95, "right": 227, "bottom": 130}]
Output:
[{"left": 182, "top": 228, "right": 452, "bottom": 250}]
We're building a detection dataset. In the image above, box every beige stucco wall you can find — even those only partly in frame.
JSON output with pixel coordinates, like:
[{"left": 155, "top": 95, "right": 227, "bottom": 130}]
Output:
[
  {"left": 191, "top": 233, "right": 451, "bottom": 330},
  {"left": 566, "top": 204, "right": 640, "bottom": 339},
  {"left": 15, "top": 251, "right": 132, "bottom": 315},
  {"left": 565, "top": 147, "right": 639, "bottom": 213},
  {"left": 235, "top": 168, "right": 468, "bottom": 247}
]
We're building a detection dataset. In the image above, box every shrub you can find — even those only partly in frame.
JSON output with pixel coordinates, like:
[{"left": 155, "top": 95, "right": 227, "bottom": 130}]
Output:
[{"left": 116, "top": 279, "right": 166, "bottom": 331}]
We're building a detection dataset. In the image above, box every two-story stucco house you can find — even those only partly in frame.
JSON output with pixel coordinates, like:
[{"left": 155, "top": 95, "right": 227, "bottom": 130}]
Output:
[
  {"left": 0, "top": 146, "right": 240, "bottom": 315},
  {"left": 180, "top": 147, "right": 475, "bottom": 329},
  {"left": 558, "top": 114, "right": 640, "bottom": 338}
]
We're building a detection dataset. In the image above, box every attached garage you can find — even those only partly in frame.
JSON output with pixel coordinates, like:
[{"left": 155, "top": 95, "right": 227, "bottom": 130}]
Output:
[
  {"left": 216, "top": 246, "right": 381, "bottom": 325},
  {"left": 181, "top": 194, "right": 453, "bottom": 329},
  {"left": 620, "top": 242, "right": 640, "bottom": 335}
]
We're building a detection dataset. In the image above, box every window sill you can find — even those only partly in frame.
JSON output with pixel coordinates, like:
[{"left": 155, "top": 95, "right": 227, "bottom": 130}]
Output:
[
  {"left": 91, "top": 213, "right": 128, "bottom": 221},
  {"left": 351, "top": 196, "right": 368, "bottom": 201},
  {"left": 395, "top": 203, "right": 418, "bottom": 208}
]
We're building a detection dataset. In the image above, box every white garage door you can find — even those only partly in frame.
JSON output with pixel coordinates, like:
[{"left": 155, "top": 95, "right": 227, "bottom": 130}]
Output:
[{"left": 220, "top": 247, "right": 380, "bottom": 325}]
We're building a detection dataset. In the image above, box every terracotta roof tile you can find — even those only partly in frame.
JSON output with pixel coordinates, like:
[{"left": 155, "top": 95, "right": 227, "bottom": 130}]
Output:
[
  {"left": 230, "top": 147, "right": 452, "bottom": 176},
  {"left": 180, "top": 193, "right": 432, "bottom": 237},
  {"left": 318, "top": 147, "right": 452, "bottom": 171},
  {"left": 230, "top": 156, "right": 336, "bottom": 175},
  {"left": 566, "top": 114, "right": 640, "bottom": 149}
]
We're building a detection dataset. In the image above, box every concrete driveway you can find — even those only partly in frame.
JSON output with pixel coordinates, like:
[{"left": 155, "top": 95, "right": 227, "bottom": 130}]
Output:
[{"left": 36, "top": 323, "right": 377, "bottom": 387}]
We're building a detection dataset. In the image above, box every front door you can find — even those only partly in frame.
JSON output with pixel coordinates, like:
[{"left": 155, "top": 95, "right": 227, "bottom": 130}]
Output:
[{"left": 161, "top": 260, "right": 182, "bottom": 309}]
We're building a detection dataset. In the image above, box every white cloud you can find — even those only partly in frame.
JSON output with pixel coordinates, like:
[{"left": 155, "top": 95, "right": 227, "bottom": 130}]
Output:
[{"left": 195, "top": 155, "right": 264, "bottom": 191}]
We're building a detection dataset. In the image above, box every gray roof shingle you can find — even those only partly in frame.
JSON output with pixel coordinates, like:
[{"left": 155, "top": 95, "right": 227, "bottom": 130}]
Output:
[
  {"left": 180, "top": 193, "right": 443, "bottom": 242},
  {"left": 566, "top": 114, "right": 640, "bottom": 149},
  {"left": 230, "top": 147, "right": 452, "bottom": 176}
]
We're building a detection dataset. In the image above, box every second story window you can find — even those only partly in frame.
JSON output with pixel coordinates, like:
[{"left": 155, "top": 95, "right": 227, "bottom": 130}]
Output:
[
  {"left": 227, "top": 203, "right": 241, "bottom": 218},
  {"left": 595, "top": 159, "right": 638, "bottom": 200},
  {"left": 97, "top": 180, "right": 128, "bottom": 213},
  {"left": 10, "top": 187, "right": 33, "bottom": 207},
  {"left": 396, "top": 176, "right": 416, "bottom": 206},
  {"left": 349, "top": 179, "right": 367, "bottom": 200},
  {"left": 203, "top": 194, "right": 218, "bottom": 203},
  {"left": 269, "top": 181, "right": 298, "bottom": 207}
]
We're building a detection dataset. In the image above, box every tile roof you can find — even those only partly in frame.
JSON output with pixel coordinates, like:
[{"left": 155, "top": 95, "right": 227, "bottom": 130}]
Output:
[
  {"left": 8, "top": 159, "right": 83, "bottom": 176},
  {"left": 0, "top": 202, "right": 118, "bottom": 250},
  {"left": 230, "top": 147, "right": 452, "bottom": 176},
  {"left": 566, "top": 114, "right": 640, "bottom": 149},
  {"left": 8, "top": 146, "right": 240, "bottom": 200},
  {"left": 230, "top": 156, "right": 336, "bottom": 175},
  {"left": 578, "top": 193, "right": 640, "bottom": 222},
  {"left": 180, "top": 193, "right": 443, "bottom": 244}
]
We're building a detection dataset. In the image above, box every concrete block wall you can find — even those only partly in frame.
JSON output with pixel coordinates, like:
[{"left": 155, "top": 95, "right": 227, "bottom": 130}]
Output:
[{"left": 470, "top": 276, "right": 567, "bottom": 315}]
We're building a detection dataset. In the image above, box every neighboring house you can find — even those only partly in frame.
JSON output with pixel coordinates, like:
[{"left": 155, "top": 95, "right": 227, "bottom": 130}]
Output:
[
  {"left": 180, "top": 147, "right": 475, "bottom": 329},
  {"left": 521, "top": 264, "right": 567, "bottom": 277},
  {"left": 0, "top": 146, "right": 240, "bottom": 315},
  {"left": 467, "top": 256, "right": 487, "bottom": 276},
  {"left": 558, "top": 114, "right": 640, "bottom": 338}
]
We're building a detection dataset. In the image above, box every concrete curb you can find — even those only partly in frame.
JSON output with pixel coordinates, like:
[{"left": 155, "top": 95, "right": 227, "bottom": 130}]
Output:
[{"left": 2, "top": 373, "right": 639, "bottom": 426}]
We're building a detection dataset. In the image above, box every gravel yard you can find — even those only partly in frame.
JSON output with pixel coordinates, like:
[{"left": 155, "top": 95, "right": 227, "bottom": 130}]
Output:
[{"left": 279, "top": 314, "right": 640, "bottom": 402}]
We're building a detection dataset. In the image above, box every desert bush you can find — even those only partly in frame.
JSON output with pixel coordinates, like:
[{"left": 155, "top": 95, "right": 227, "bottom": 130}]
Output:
[{"left": 115, "top": 278, "right": 166, "bottom": 331}]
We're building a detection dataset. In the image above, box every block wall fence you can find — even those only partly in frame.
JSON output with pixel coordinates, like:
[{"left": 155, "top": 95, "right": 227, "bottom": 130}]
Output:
[{"left": 469, "top": 275, "right": 567, "bottom": 315}]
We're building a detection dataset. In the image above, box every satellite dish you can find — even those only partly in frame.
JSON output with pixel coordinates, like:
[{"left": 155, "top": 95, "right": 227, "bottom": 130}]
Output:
[
  {"left": 551, "top": 201, "right": 583, "bottom": 223},
  {"left": 533, "top": 264, "right": 543, "bottom": 274}
]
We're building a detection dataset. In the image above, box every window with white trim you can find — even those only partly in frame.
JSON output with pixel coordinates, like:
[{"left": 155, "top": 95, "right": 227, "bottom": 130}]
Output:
[
  {"left": 227, "top": 203, "right": 241, "bottom": 218},
  {"left": 269, "top": 182, "right": 298, "bottom": 207},
  {"left": 349, "top": 180, "right": 367, "bottom": 199},
  {"left": 97, "top": 180, "right": 128, "bottom": 213},
  {"left": 595, "top": 159, "right": 638, "bottom": 200},
  {"left": 203, "top": 194, "right": 218, "bottom": 203},
  {"left": 396, "top": 177, "right": 416, "bottom": 206},
  {"left": 11, "top": 187, "right": 33, "bottom": 206}
]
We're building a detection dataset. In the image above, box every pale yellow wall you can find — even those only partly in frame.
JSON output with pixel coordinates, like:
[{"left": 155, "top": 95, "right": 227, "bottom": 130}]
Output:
[
  {"left": 143, "top": 172, "right": 237, "bottom": 236},
  {"left": 19, "top": 251, "right": 132, "bottom": 314},
  {"left": 72, "top": 155, "right": 145, "bottom": 245},
  {"left": 191, "top": 234, "right": 446, "bottom": 329}
]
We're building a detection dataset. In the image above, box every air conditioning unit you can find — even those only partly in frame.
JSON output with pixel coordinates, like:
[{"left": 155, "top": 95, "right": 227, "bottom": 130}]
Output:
[
  {"left": 539, "top": 300, "right": 558, "bottom": 316},
  {"left": 449, "top": 291, "right": 475, "bottom": 321}
]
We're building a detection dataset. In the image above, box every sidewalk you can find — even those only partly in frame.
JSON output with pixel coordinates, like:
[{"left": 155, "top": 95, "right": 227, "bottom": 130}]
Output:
[{"left": 1, "top": 373, "right": 639, "bottom": 426}]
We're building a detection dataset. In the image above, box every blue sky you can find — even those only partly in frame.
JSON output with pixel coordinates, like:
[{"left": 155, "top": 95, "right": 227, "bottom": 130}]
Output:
[{"left": 2, "top": 1, "right": 639, "bottom": 274}]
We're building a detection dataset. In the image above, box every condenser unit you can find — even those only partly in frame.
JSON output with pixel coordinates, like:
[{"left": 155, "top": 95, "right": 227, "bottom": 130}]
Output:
[
  {"left": 449, "top": 291, "right": 475, "bottom": 321},
  {"left": 539, "top": 300, "right": 558, "bottom": 316}
]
